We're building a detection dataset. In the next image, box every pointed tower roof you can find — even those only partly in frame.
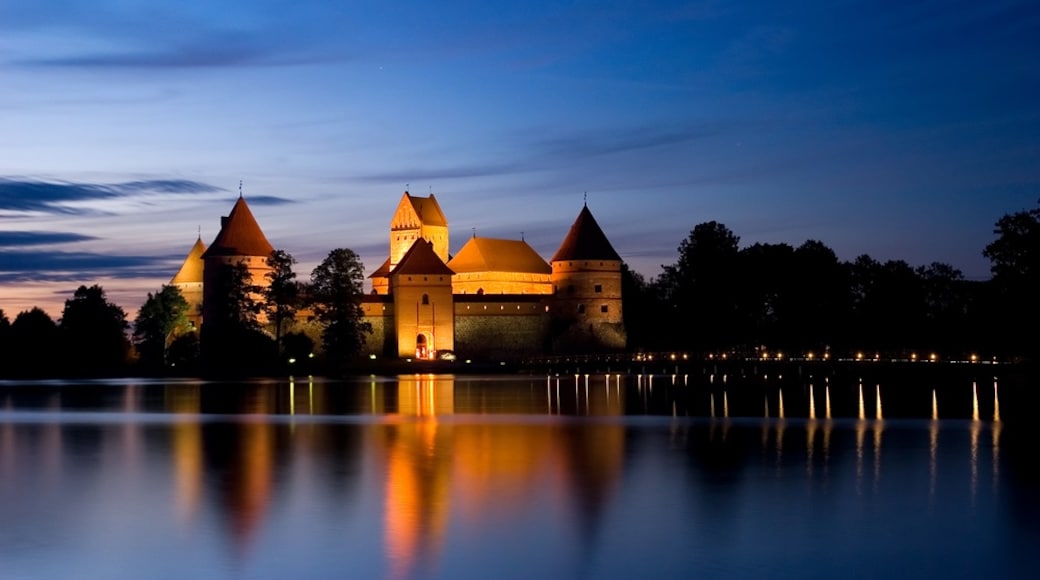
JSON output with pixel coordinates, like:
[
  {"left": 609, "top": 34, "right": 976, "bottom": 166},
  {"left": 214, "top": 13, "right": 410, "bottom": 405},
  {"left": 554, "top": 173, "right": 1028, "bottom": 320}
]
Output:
[
  {"left": 394, "top": 192, "right": 448, "bottom": 228},
  {"left": 201, "top": 196, "right": 275, "bottom": 258},
  {"left": 170, "top": 236, "right": 207, "bottom": 284},
  {"left": 448, "top": 237, "right": 551, "bottom": 274},
  {"left": 392, "top": 238, "right": 454, "bottom": 277},
  {"left": 551, "top": 205, "right": 621, "bottom": 262}
]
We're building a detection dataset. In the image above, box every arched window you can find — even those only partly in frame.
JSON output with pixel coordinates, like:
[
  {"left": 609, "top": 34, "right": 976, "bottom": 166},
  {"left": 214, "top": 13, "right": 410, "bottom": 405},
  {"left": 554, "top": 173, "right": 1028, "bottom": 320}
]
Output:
[{"left": 422, "top": 294, "right": 429, "bottom": 305}]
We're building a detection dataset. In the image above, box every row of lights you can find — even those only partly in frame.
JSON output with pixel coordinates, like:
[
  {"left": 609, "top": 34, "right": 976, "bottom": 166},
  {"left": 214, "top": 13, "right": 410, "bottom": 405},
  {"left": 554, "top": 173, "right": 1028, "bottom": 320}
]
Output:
[{"left": 631, "top": 351, "right": 996, "bottom": 364}]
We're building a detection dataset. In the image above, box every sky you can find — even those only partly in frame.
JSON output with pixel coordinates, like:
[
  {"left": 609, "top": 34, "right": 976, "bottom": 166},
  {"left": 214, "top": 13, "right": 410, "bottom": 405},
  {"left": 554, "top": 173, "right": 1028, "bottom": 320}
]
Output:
[{"left": 1, "top": 0, "right": 1038, "bottom": 320}]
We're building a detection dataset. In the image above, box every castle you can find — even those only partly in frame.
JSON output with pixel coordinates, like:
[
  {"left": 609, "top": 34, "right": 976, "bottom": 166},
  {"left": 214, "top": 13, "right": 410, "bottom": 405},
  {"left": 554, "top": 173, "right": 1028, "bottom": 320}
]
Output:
[{"left": 172, "top": 191, "right": 626, "bottom": 359}]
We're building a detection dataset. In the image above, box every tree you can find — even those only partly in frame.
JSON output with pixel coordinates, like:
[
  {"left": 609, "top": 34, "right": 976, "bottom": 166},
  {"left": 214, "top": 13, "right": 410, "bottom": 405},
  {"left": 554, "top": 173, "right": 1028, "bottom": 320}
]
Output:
[
  {"left": 60, "top": 285, "right": 130, "bottom": 375},
  {"left": 983, "top": 201, "right": 1040, "bottom": 358},
  {"left": 134, "top": 285, "right": 191, "bottom": 368},
  {"left": 658, "top": 221, "right": 741, "bottom": 351},
  {"left": 208, "top": 261, "right": 263, "bottom": 331},
  {"left": 9, "top": 307, "right": 59, "bottom": 376},
  {"left": 310, "top": 248, "right": 372, "bottom": 371},
  {"left": 0, "top": 309, "right": 10, "bottom": 374},
  {"left": 264, "top": 249, "right": 300, "bottom": 355},
  {"left": 201, "top": 260, "right": 271, "bottom": 372}
]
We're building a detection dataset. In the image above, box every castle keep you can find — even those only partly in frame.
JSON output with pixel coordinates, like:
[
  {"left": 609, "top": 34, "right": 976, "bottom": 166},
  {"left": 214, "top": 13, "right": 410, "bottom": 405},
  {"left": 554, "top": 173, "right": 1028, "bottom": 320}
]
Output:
[{"left": 173, "top": 191, "right": 626, "bottom": 359}]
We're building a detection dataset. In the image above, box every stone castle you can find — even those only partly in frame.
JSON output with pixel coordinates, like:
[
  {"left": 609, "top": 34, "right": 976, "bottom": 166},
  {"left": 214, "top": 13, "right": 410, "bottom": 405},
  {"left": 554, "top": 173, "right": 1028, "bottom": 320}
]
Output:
[{"left": 171, "top": 191, "right": 626, "bottom": 359}]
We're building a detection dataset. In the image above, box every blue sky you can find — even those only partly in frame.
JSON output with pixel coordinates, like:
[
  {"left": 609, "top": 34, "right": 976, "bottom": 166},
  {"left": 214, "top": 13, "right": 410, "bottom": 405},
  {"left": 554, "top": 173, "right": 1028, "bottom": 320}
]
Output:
[{"left": 1, "top": 1, "right": 1038, "bottom": 318}]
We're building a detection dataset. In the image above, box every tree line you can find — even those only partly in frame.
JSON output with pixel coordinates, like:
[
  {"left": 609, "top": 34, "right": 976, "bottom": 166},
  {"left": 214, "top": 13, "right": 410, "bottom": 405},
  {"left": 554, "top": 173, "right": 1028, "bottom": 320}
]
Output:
[
  {"left": 0, "top": 201, "right": 1037, "bottom": 377},
  {"left": 0, "top": 248, "right": 370, "bottom": 378},
  {"left": 623, "top": 201, "right": 1040, "bottom": 361}
]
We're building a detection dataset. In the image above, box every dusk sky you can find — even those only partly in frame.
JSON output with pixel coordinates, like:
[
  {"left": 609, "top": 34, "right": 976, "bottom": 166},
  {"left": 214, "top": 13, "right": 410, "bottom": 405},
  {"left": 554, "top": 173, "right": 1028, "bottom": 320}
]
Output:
[{"left": 2, "top": 1, "right": 1038, "bottom": 319}]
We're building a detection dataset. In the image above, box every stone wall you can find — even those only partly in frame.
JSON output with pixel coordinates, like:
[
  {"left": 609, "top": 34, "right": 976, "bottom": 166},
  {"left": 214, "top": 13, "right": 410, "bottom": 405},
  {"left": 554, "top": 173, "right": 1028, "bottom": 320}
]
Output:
[{"left": 454, "top": 298, "right": 550, "bottom": 359}]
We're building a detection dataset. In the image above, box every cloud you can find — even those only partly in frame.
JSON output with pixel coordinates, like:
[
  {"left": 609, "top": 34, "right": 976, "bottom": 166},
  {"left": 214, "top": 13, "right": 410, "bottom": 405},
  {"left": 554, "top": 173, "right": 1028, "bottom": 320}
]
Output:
[
  {"left": 353, "top": 162, "right": 522, "bottom": 184},
  {"left": 530, "top": 123, "right": 716, "bottom": 161},
  {"left": 0, "top": 178, "right": 223, "bottom": 215},
  {"left": 0, "top": 231, "right": 98, "bottom": 247},
  {"left": 246, "top": 195, "right": 296, "bottom": 206},
  {"left": 0, "top": 250, "right": 179, "bottom": 283},
  {"left": 22, "top": 42, "right": 337, "bottom": 70},
  {"left": 351, "top": 122, "right": 714, "bottom": 185}
]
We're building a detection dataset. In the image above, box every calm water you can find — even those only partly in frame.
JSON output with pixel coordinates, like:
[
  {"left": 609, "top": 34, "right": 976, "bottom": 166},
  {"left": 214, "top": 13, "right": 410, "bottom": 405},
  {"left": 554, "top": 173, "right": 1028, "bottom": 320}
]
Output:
[{"left": 0, "top": 373, "right": 1037, "bottom": 579}]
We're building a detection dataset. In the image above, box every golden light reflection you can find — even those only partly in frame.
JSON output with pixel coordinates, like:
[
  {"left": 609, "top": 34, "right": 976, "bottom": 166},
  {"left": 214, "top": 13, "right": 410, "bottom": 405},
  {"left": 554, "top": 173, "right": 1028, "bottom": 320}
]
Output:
[
  {"left": 808, "top": 384, "right": 816, "bottom": 421},
  {"left": 972, "top": 381, "right": 980, "bottom": 422},
  {"left": 168, "top": 384, "right": 203, "bottom": 526},
  {"left": 993, "top": 380, "right": 1001, "bottom": 423},
  {"left": 372, "top": 376, "right": 626, "bottom": 579},
  {"left": 875, "top": 384, "right": 883, "bottom": 421}
]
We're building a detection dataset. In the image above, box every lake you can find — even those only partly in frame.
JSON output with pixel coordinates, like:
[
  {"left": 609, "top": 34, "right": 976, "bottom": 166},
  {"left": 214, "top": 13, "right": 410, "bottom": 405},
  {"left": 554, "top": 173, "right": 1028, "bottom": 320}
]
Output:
[{"left": 1, "top": 371, "right": 1038, "bottom": 579}]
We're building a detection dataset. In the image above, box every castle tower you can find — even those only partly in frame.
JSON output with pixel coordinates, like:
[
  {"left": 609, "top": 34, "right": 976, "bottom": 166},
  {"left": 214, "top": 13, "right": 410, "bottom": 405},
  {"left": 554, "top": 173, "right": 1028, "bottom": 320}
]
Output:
[
  {"left": 170, "top": 235, "right": 206, "bottom": 330},
  {"left": 549, "top": 204, "right": 626, "bottom": 352},
  {"left": 390, "top": 238, "right": 455, "bottom": 359},
  {"left": 201, "top": 195, "right": 275, "bottom": 329},
  {"left": 372, "top": 192, "right": 449, "bottom": 294}
]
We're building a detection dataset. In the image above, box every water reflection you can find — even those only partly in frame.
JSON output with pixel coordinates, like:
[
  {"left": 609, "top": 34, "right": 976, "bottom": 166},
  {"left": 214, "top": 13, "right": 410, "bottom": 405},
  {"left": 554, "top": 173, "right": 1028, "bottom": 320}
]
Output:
[{"left": 0, "top": 373, "right": 1031, "bottom": 579}]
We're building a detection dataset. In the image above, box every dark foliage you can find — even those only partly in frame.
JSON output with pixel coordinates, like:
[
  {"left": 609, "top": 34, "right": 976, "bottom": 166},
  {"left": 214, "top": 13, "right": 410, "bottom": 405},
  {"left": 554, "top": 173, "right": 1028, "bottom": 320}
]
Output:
[
  {"left": 133, "top": 285, "right": 191, "bottom": 369},
  {"left": 310, "top": 248, "right": 372, "bottom": 372},
  {"left": 60, "top": 285, "right": 130, "bottom": 375},
  {"left": 264, "top": 249, "right": 299, "bottom": 356}
]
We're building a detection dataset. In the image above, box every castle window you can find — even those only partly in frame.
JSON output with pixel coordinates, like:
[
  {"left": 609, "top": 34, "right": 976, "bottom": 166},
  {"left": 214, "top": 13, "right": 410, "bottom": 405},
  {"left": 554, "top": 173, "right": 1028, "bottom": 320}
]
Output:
[
  {"left": 601, "top": 305, "right": 609, "bottom": 313},
  {"left": 594, "top": 284, "right": 602, "bottom": 293},
  {"left": 477, "top": 288, "right": 484, "bottom": 295},
  {"left": 577, "top": 304, "right": 585, "bottom": 314},
  {"left": 567, "top": 285, "right": 575, "bottom": 295},
  {"left": 422, "top": 294, "right": 429, "bottom": 305}
]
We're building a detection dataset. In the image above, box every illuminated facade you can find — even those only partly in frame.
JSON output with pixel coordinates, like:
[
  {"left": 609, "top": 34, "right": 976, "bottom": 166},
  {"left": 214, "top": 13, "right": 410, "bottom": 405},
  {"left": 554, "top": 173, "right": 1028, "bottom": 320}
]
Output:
[
  {"left": 176, "top": 191, "right": 626, "bottom": 359},
  {"left": 366, "top": 191, "right": 626, "bottom": 358}
]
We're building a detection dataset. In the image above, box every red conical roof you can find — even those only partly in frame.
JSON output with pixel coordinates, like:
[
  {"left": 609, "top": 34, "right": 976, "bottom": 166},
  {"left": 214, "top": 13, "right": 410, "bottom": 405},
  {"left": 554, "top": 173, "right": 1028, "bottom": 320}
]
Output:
[
  {"left": 202, "top": 196, "right": 275, "bottom": 258},
  {"left": 551, "top": 205, "right": 621, "bottom": 262}
]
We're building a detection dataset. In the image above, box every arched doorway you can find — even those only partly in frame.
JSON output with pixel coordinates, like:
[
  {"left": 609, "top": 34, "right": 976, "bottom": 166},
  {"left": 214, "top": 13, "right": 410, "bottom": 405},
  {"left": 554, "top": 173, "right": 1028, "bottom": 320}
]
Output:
[{"left": 416, "top": 334, "right": 428, "bottom": 359}]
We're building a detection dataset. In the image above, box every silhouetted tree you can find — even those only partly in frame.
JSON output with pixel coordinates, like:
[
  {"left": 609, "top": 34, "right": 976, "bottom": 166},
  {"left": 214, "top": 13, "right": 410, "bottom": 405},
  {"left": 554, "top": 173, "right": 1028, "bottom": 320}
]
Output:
[
  {"left": 201, "top": 260, "right": 273, "bottom": 373},
  {"left": 134, "top": 285, "right": 191, "bottom": 369},
  {"left": 310, "top": 248, "right": 372, "bottom": 372},
  {"left": 0, "top": 309, "right": 10, "bottom": 374},
  {"left": 848, "top": 257, "right": 926, "bottom": 352},
  {"left": 916, "top": 262, "right": 970, "bottom": 352},
  {"left": 621, "top": 263, "right": 663, "bottom": 351},
  {"left": 737, "top": 242, "right": 795, "bottom": 349},
  {"left": 984, "top": 201, "right": 1040, "bottom": 358},
  {"left": 9, "top": 307, "right": 58, "bottom": 376},
  {"left": 658, "top": 221, "right": 741, "bottom": 352},
  {"left": 60, "top": 285, "right": 130, "bottom": 375},
  {"left": 264, "top": 249, "right": 299, "bottom": 356},
  {"left": 790, "top": 240, "right": 852, "bottom": 351}
]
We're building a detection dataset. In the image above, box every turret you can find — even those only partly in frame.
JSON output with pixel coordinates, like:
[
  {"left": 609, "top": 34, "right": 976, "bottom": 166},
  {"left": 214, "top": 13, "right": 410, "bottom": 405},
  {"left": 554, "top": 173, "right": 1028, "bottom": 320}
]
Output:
[
  {"left": 201, "top": 195, "right": 275, "bottom": 328},
  {"left": 549, "top": 204, "right": 626, "bottom": 352},
  {"left": 170, "top": 236, "right": 206, "bottom": 330}
]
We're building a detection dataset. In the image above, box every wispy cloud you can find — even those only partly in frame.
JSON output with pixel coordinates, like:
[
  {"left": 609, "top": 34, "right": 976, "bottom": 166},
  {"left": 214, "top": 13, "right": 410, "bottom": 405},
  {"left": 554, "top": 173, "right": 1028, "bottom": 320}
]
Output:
[
  {"left": 530, "top": 123, "right": 716, "bottom": 161},
  {"left": 246, "top": 195, "right": 296, "bottom": 206},
  {"left": 21, "top": 41, "right": 340, "bottom": 70},
  {"left": 0, "top": 178, "right": 224, "bottom": 215},
  {"left": 0, "top": 231, "right": 98, "bottom": 247},
  {"left": 353, "top": 163, "right": 522, "bottom": 184},
  {"left": 0, "top": 251, "right": 178, "bottom": 283}
]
